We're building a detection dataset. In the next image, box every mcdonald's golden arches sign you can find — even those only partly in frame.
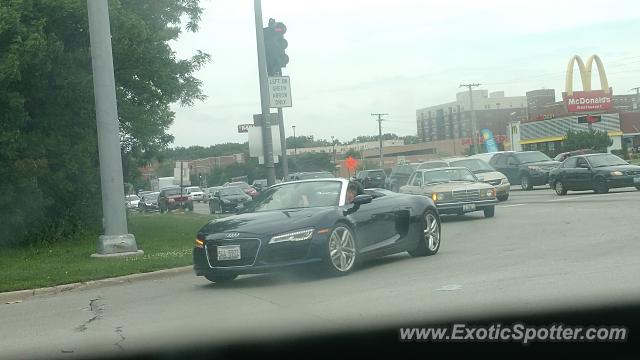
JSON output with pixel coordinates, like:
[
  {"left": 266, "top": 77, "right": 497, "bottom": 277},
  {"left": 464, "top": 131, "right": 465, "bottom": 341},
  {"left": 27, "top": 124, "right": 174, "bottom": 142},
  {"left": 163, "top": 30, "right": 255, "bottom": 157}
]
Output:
[{"left": 562, "top": 55, "right": 613, "bottom": 113}]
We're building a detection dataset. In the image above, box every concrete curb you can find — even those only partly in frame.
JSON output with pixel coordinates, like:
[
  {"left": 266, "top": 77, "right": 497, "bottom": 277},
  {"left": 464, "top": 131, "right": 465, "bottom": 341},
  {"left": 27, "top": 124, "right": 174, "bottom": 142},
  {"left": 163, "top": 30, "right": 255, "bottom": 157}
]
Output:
[{"left": 1, "top": 266, "right": 193, "bottom": 304}]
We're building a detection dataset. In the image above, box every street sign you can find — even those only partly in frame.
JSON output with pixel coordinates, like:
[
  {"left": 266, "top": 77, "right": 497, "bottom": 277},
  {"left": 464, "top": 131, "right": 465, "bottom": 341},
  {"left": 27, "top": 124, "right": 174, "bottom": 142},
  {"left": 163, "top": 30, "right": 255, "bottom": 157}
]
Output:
[
  {"left": 253, "top": 113, "right": 279, "bottom": 126},
  {"left": 248, "top": 125, "right": 282, "bottom": 159},
  {"left": 268, "top": 76, "right": 292, "bottom": 108},
  {"left": 237, "top": 124, "right": 254, "bottom": 133}
]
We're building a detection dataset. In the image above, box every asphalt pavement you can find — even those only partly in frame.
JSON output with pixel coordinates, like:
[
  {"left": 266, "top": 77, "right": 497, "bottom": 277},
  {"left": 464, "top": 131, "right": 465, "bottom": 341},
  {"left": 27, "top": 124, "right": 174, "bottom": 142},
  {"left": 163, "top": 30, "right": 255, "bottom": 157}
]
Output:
[{"left": 2, "top": 186, "right": 640, "bottom": 359}]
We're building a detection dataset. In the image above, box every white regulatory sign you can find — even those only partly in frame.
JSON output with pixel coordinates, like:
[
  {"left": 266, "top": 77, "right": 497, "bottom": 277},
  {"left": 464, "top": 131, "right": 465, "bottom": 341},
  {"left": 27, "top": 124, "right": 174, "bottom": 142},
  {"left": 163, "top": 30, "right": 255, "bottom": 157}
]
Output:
[{"left": 268, "top": 76, "right": 292, "bottom": 108}]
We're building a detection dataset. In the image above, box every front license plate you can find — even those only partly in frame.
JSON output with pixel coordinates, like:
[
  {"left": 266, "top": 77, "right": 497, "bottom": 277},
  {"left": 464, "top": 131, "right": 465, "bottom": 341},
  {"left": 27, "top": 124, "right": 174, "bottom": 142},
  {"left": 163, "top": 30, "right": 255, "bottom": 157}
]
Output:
[
  {"left": 462, "top": 204, "right": 476, "bottom": 212},
  {"left": 217, "top": 245, "right": 241, "bottom": 261},
  {"left": 634, "top": 177, "right": 640, "bottom": 184}
]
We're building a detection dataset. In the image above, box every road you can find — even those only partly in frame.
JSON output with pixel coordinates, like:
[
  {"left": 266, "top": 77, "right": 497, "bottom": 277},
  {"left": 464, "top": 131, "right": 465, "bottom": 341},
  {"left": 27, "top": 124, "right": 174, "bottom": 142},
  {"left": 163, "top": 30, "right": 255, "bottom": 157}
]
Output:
[{"left": 2, "top": 186, "right": 640, "bottom": 358}]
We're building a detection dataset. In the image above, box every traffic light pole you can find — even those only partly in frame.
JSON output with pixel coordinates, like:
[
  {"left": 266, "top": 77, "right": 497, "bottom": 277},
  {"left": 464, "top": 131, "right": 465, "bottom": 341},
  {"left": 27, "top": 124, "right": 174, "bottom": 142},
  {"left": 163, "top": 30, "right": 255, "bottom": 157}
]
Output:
[{"left": 253, "top": 0, "right": 276, "bottom": 186}]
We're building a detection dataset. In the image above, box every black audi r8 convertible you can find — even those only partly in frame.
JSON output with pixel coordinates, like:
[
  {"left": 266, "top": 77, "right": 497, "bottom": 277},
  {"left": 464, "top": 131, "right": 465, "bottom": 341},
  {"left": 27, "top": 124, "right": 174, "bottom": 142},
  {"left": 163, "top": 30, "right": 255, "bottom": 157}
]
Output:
[{"left": 193, "top": 178, "right": 441, "bottom": 283}]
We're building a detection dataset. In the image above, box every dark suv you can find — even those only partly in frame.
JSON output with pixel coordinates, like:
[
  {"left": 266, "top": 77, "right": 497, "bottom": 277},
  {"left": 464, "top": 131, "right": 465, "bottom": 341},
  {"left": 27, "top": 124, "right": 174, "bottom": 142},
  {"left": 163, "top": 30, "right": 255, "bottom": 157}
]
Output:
[
  {"left": 386, "top": 163, "right": 418, "bottom": 192},
  {"left": 158, "top": 187, "right": 194, "bottom": 213},
  {"left": 355, "top": 169, "right": 387, "bottom": 188},
  {"left": 489, "top": 151, "right": 560, "bottom": 190}
]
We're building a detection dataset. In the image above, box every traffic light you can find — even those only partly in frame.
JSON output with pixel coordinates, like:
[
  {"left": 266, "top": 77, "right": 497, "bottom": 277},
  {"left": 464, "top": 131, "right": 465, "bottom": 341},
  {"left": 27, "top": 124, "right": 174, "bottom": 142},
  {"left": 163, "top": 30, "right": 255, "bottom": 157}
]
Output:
[{"left": 264, "top": 18, "right": 289, "bottom": 75}]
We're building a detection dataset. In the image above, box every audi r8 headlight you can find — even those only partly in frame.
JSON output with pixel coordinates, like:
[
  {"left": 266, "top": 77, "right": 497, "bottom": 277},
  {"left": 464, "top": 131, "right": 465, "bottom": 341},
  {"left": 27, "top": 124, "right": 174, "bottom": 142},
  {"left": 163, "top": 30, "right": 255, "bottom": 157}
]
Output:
[
  {"left": 269, "top": 229, "right": 314, "bottom": 244},
  {"left": 610, "top": 171, "right": 624, "bottom": 176}
]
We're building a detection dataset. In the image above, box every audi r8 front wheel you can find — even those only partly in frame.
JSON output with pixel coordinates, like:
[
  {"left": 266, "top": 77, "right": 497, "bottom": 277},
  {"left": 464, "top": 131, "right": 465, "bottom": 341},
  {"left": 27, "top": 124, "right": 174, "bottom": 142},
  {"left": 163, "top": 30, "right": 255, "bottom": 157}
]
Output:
[{"left": 324, "top": 225, "right": 358, "bottom": 276}]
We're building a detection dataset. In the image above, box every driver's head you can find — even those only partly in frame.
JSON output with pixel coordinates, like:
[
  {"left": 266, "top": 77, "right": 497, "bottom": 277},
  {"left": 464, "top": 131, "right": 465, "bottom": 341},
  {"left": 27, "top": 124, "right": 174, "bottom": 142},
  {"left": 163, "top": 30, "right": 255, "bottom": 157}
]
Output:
[{"left": 347, "top": 181, "right": 363, "bottom": 203}]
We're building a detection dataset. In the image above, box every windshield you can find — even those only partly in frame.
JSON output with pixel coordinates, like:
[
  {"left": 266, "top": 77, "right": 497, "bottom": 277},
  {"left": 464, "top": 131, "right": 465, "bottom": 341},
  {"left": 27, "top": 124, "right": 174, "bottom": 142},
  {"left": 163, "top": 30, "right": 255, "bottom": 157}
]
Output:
[
  {"left": 163, "top": 188, "right": 182, "bottom": 196},
  {"left": 449, "top": 159, "right": 494, "bottom": 173},
  {"left": 367, "top": 170, "right": 385, "bottom": 177},
  {"left": 394, "top": 164, "right": 418, "bottom": 175},
  {"left": 242, "top": 181, "right": 341, "bottom": 212},
  {"left": 515, "top": 152, "right": 552, "bottom": 164},
  {"left": 143, "top": 193, "right": 159, "bottom": 201},
  {"left": 588, "top": 154, "right": 629, "bottom": 167},
  {"left": 423, "top": 168, "right": 477, "bottom": 183},
  {"left": 418, "top": 161, "right": 449, "bottom": 170},
  {"left": 186, "top": 187, "right": 202, "bottom": 192},
  {"left": 219, "top": 187, "right": 245, "bottom": 196}
]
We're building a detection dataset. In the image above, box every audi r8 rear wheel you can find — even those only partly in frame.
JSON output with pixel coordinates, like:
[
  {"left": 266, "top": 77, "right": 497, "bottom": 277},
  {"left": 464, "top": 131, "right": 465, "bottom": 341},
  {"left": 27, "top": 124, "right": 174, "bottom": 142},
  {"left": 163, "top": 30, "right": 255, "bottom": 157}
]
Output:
[
  {"left": 324, "top": 225, "right": 357, "bottom": 276},
  {"left": 408, "top": 210, "right": 440, "bottom": 257},
  {"left": 204, "top": 274, "right": 237, "bottom": 284}
]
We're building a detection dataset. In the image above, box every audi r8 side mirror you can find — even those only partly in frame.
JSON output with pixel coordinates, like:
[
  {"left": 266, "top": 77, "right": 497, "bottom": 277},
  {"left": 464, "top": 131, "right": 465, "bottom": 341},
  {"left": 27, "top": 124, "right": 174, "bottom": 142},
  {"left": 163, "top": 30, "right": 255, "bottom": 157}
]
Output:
[{"left": 353, "top": 194, "right": 373, "bottom": 206}]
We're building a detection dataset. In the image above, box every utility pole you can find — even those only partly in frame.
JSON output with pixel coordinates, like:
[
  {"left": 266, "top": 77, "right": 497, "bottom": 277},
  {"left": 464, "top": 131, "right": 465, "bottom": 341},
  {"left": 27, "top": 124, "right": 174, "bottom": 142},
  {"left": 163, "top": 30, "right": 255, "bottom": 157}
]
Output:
[
  {"left": 631, "top": 87, "right": 640, "bottom": 111},
  {"left": 460, "top": 83, "right": 481, "bottom": 154},
  {"left": 292, "top": 125, "right": 297, "bottom": 155},
  {"left": 87, "top": 0, "right": 141, "bottom": 258},
  {"left": 253, "top": 0, "right": 276, "bottom": 186},
  {"left": 372, "top": 113, "right": 388, "bottom": 168},
  {"left": 331, "top": 136, "right": 337, "bottom": 175}
]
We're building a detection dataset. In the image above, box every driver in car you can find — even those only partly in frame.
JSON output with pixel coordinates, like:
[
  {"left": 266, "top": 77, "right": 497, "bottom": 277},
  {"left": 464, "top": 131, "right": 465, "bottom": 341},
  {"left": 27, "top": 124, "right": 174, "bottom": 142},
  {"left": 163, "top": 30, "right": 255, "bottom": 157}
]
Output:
[{"left": 346, "top": 181, "right": 364, "bottom": 203}]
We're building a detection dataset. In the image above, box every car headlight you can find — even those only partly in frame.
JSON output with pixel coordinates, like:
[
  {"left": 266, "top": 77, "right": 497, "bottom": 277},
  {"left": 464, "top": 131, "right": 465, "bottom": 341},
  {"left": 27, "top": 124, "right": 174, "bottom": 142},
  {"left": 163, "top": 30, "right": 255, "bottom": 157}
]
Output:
[
  {"left": 431, "top": 192, "right": 449, "bottom": 202},
  {"left": 500, "top": 178, "right": 509, "bottom": 185},
  {"left": 527, "top": 165, "right": 541, "bottom": 172},
  {"left": 269, "top": 229, "right": 314, "bottom": 244},
  {"left": 610, "top": 171, "right": 623, "bottom": 176},
  {"left": 480, "top": 188, "right": 496, "bottom": 198}
]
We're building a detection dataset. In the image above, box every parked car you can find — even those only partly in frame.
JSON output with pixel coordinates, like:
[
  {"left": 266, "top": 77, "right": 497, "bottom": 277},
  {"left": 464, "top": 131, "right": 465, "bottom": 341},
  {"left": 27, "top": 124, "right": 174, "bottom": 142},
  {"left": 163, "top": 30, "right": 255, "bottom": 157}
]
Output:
[
  {"left": 137, "top": 192, "right": 160, "bottom": 212},
  {"left": 137, "top": 190, "right": 153, "bottom": 198},
  {"left": 553, "top": 149, "right": 598, "bottom": 162},
  {"left": 193, "top": 178, "right": 441, "bottom": 283},
  {"left": 209, "top": 186, "right": 252, "bottom": 214},
  {"left": 386, "top": 163, "right": 419, "bottom": 192},
  {"left": 355, "top": 169, "right": 386, "bottom": 188},
  {"left": 445, "top": 157, "right": 510, "bottom": 201},
  {"left": 224, "top": 181, "right": 258, "bottom": 198},
  {"left": 549, "top": 153, "right": 640, "bottom": 195},
  {"left": 400, "top": 167, "right": 497, "bottom": 217},
  {"left": 184, "top": 186, "right": 205, "bottom": 202},
  {"left": 489, "top": 151, "right": 560, "bottom": 190},
  {"left": 252, "top": 179, "right": 268, "bottom": 192},
  {"left": 125, "top": 195, "right": 140, "bottom": 210},
  {"left": 416, "top": 160, "right": 449, "bottom": 170},
  {"left": 158, "top": 187, "right": 194, "bottom": 213},
  {"left": 204, "top": 186, "right": 225, "bottom": 202}
]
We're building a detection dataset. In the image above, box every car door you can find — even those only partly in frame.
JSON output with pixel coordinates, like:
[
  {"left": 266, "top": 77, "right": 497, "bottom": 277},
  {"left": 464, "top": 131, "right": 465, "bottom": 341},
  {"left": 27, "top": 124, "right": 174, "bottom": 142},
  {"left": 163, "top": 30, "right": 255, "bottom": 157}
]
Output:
[
  {"left": 502, "top": 155, "right": 521, "bottom": 184},
  {"left": 573, "top": 157, "right": 593, "bottom": 190},
  {"left": 558, "top": 157, "right": 579, "bottom": 189},
  {"left": 402, "top": 172, "right": 423, "bottom": 194},
  {"left": 348, "top": 193, "right": 398, "bottom": 254}
]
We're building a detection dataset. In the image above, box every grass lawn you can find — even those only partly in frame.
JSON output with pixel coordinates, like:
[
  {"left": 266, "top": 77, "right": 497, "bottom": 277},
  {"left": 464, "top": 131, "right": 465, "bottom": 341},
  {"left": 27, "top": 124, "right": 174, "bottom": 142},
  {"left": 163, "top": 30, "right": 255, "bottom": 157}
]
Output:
[{"left": 0, "top": 211, "right": 217, "bottom": 293}]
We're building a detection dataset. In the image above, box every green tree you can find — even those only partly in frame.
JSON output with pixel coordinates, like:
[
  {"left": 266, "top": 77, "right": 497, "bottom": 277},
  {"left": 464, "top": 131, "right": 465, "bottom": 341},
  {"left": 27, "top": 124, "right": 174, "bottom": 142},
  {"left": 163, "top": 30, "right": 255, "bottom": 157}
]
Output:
[
  {"left": 0, "top": 0, "right": 209, "bottom": 246},
  {"left": 562, "top": 129, "right": 612, "bottom": 153}
]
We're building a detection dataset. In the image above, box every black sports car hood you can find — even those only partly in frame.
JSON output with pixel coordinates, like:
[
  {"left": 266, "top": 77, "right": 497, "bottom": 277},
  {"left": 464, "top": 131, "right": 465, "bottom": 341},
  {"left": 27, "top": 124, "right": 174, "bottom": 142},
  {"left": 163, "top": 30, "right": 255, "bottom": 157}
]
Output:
[{"left": 199, "top": 207, "right": 336, "bottom": 238}]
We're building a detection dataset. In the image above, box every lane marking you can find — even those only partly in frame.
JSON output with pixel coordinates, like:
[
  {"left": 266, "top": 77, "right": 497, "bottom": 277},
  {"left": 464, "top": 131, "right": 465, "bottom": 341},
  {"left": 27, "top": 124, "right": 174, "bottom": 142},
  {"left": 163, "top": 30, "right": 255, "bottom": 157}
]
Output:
[{"left": 548, "top": 193, "right": 629, "bottom": 202}]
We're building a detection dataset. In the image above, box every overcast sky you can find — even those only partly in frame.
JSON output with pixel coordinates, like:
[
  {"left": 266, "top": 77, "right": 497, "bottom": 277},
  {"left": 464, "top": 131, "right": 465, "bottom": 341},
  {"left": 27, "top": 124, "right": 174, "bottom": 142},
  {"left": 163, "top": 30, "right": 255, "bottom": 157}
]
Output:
[{"left": 168, "top": 0, "right": 640, "bottom": 147}]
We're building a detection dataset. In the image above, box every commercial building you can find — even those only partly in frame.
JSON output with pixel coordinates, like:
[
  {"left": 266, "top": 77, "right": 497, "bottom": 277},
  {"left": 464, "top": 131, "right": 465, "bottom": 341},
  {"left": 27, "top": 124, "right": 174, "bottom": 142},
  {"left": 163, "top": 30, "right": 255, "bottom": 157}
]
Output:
[{"left": 416, "top": 89, "right": 527, "bottom": 150}]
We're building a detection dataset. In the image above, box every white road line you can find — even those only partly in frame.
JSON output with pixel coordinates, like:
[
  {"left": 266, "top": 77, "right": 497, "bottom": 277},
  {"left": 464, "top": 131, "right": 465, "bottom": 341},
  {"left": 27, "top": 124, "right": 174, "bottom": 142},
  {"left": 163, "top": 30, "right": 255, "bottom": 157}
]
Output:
[{"left": 499, "top": 204, "right": 525, "bottom": 208}]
